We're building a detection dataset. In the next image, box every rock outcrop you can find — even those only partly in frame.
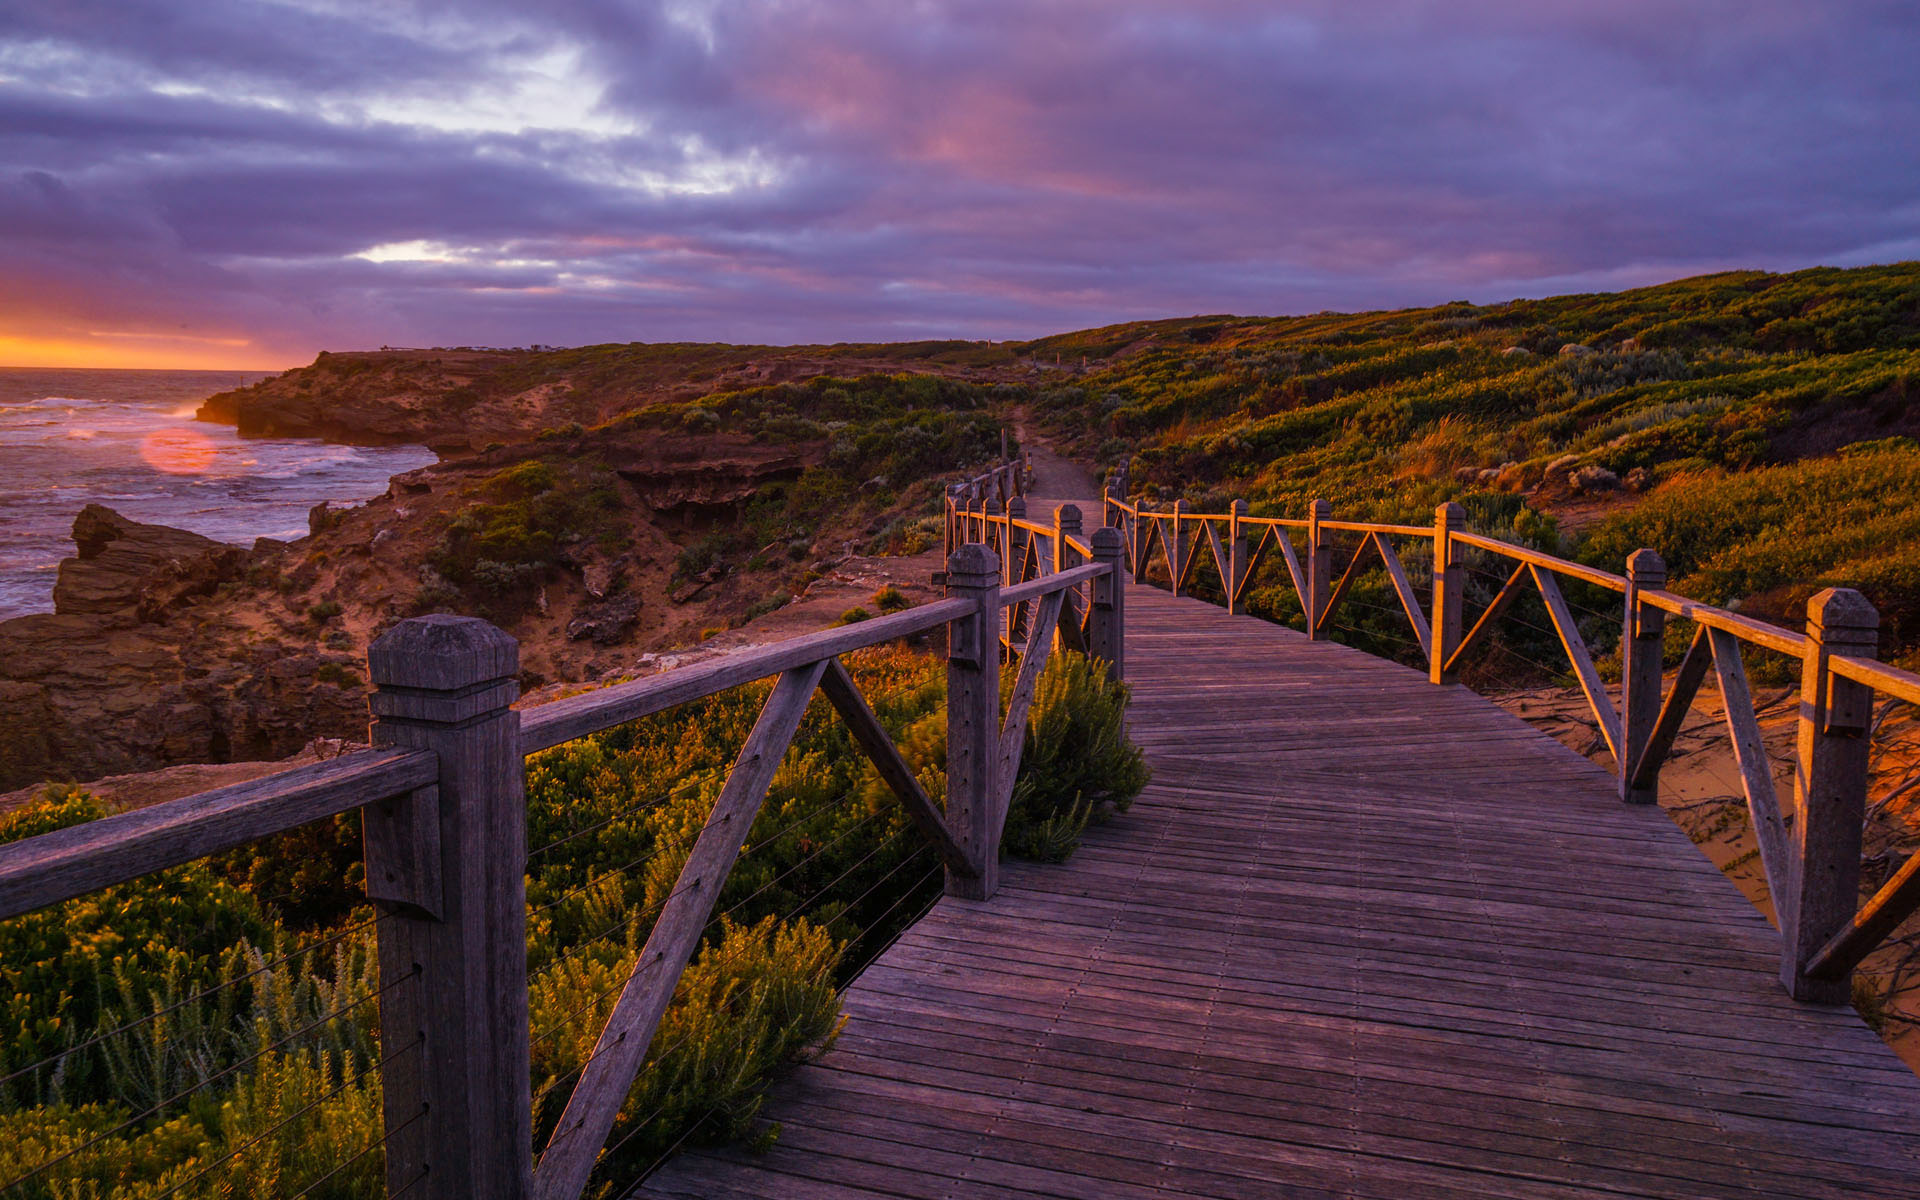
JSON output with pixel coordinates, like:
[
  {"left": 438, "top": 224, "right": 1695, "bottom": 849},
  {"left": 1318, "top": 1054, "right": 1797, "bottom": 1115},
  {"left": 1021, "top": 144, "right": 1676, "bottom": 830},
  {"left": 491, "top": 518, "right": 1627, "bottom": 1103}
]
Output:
[
  {"left": 54, "top": 505, "right": 249, "bottom": 621},
  {"left": 0, "top": 507, "right": 365, "bottom": 790}
]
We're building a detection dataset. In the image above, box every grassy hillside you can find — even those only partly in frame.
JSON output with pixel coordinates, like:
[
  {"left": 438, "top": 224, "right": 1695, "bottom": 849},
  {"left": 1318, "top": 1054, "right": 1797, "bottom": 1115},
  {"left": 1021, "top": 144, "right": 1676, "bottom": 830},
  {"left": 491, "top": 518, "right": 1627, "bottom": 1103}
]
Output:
[{"left": 1024, "top": 262, "right": 1920, "bottom": 659}]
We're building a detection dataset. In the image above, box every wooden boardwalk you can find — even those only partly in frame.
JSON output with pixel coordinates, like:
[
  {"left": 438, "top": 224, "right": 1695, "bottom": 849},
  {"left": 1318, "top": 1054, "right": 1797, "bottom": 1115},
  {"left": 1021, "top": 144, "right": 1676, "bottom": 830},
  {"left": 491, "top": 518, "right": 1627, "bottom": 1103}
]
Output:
[{"left": 641, "top": 583, "right": 1920, "bottom": 1199}]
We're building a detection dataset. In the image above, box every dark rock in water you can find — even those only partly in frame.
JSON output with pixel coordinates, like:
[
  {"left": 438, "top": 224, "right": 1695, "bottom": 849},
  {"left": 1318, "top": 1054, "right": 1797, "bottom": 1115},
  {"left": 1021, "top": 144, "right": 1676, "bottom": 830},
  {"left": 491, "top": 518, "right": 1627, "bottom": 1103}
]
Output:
[
  {"left": 567, "top": 593, "right": 642, "bottom": 644},
  {"left": 54, "top": 505, "right": 247, "bottom": 621}
]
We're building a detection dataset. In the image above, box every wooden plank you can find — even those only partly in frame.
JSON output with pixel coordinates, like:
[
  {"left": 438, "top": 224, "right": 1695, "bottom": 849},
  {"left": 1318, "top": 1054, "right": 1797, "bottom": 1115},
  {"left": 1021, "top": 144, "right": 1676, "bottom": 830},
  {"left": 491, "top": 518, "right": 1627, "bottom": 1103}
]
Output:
[
  {"left": 1270, "top": 525, "right": 1308, "bottom": 614},
  {"left": 1641, "top": 588, "right": 1808, "bottom": 658},
  {"left": 820, "top": 658, "right": 974, "bottom": 879},
  {"left": 1454, "top": 532, "right": 1629, "bottom": 595},
  {"left": 1627, "top": 625, "right": 1712, "bottom": 791},
  {"left": 997, "top": 590, "right": 1065, "bottom": 798},
  {"left": 534, "top": 660, "right": 829, "bottom": 1200},
  {"left": 996, "top": 561, "right": 1104, "bottom": 607},
  {"left": 1314, "top": 532, "right": 1377, "bottom": 634},
  {"left": 1373, "top": 532, "right": 1432, "bottom": 658},
  {"left": 1201, "top": 516, "right": 1230, "bottom": 593},
  {"left": 1531, "top": 565, "right": 1624, "bottom": 762},
  {"left": 1809, "top": 848, "right": 1920, "bottom": 981},
  {"left": 0, "top": 747, "right": 438, "bottom": 921},
  {"left": 1707, "top": 628, "right": 1791, "bottom": 904},
  {"left": 1830, "top": 653, "right": 1920, "bottom": 706},
  {"left": 520, "top": 600, "right": 968, "bottom": 753}
]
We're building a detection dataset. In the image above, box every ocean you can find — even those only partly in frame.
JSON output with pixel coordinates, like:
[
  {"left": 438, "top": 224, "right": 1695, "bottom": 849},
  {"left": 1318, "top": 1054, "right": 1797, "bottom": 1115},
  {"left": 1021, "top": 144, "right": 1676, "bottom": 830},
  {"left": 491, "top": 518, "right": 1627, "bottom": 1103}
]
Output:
[{"left": 0, "top": 367, "right": 437, "bottom": 620}]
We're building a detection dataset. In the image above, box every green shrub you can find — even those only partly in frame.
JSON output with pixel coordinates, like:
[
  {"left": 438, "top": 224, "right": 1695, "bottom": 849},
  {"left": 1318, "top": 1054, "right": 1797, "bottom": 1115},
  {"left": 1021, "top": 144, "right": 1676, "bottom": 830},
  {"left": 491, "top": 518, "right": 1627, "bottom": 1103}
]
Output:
[
  {"left": 1002, "top": 652, "right": 1150, "bottom": 861},
  {"left": 869, "top": 586, "right": 909, "bottom": 613},
  {"left": 835, "top": 607, "right": 871, "bottom": 625},
  {"left": 1579, "top": 445, "right": 1920, "bottom": 647}
]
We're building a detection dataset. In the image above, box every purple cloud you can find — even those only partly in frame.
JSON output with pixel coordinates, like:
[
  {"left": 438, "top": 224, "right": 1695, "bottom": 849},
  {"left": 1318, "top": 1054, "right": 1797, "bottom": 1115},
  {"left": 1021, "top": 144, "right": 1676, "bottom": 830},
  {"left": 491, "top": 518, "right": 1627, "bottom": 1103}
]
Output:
[{"left": 1, "top": 0, "right": 1915, "bottom": 364}]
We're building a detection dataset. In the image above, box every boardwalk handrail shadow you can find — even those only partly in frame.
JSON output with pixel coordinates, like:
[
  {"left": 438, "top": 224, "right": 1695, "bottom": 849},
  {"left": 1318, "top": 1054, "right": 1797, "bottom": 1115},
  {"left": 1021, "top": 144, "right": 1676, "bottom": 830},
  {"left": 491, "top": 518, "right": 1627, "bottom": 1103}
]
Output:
[
  {"left": 1028, "top": 462, "right": 1920, "bottom": 1020},
  {"left": 0, "top": 447, "right": 1127, "bottom": 1200}
]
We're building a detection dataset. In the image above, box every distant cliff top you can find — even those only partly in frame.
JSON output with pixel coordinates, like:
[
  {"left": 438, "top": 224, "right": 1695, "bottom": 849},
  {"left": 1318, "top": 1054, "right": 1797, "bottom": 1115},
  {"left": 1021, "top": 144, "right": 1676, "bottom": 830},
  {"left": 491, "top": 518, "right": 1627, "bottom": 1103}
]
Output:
[{"left": 195, "top": 339, "right": 1025, "bottom": 451}]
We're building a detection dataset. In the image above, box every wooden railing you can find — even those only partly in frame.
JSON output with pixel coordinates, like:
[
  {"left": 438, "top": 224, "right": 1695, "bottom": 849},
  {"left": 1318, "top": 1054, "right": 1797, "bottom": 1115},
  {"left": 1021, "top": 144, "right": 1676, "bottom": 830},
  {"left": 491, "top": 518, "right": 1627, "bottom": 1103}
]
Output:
[
  {"left": 0, "top": 532, "right": 1122, "bottom": 1199},
  {"left": 1099, "top": 466, "right": 1920, "bottom": 1008},
  {"left": 943, "top": 449, "right": 1031, "bottom": 559}
]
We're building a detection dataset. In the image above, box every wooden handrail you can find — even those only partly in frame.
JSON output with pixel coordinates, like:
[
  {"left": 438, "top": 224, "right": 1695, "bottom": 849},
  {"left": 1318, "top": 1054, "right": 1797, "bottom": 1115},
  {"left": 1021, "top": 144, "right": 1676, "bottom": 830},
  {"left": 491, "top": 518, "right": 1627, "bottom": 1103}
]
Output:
[
  {"left": 1451, "top": 531, "right": 1629, "bottom": 594},
  {"left": 1318, "top": 519, "right": 1431, "bottom": 538},
  {"left": 1000, "top": 561, "right": 1107, "bottom": 606},
  {"left": 519, "top": 600, "right": 969, "bottom": 754},
  {"left": 0, "top": 747, "right": 438, "bottom": 921},
  {"left": 1829, "top": 653, "right": 1920, "bottom": 706},
  {"left": 1640, "top": 589, "right": 1809, "bottom": 658}
]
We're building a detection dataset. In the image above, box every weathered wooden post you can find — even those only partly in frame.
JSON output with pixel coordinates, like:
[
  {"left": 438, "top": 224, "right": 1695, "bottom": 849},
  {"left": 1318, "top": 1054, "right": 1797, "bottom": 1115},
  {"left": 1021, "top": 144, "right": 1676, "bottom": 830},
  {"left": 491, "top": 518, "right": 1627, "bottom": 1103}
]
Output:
[
  {"left": 1090, "top": 527, "right": 1126, "bottom": 682},
  {"left": 1169, "top": 499, "right": 1190, "bottom": 597},
  {"left": 1053, "top": 503, "right": 1082, "bottom": 574},
  {"left": 1227, "top": 499, "right": 1249, "bottom": 615},
  {"left": 1429, "top": 502, "right": 1466, "bottom": 682},
  {"left": 1005, "top": 496, "right": 1029, "bottom": 587},
  {"left": 1132, "top": 501, "right": 1152, "bottom": 584},
  {"left": 1307, "top": 498, "right": 1333, "bottom": 640},
  {"left": 944, "top": 484, "right": 961, "bottom": 558},
  {"left": 984, "top": 496, "right": 1005, "bottom": 588},
  {"left": 366, "top": 616, "right": 533, "bottom": 1200},
  {"left": 1781, "top": 588, "right": 1879, "bottom": 1003},
  {"left": 945, "top": 544, "right": 1002, "bottom": 901},
  {"left": 1619, "top": 549, "right": 1668, "bottom": 803},
  {"left": 1055, "top": 503, "right": 1084, "bottom": 651}
]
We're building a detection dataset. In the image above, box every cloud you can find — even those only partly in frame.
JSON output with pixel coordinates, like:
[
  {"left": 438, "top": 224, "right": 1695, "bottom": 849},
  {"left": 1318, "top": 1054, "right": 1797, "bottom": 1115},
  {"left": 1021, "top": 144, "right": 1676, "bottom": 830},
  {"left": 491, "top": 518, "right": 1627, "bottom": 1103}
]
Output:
[{"left": 1, "top": 0, "right": 1916, "bottom": 364}]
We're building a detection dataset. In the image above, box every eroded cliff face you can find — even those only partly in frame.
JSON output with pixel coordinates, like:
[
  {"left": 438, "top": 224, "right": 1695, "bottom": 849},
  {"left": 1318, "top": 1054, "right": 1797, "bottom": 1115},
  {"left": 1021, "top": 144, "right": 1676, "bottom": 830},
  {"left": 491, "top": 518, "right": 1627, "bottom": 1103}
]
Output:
[
  {"left": 0, "top": 507, "right": 365, "bottom": 788},
  {"left": 0, "top": 432, "right": 908, "bottom": 792}
]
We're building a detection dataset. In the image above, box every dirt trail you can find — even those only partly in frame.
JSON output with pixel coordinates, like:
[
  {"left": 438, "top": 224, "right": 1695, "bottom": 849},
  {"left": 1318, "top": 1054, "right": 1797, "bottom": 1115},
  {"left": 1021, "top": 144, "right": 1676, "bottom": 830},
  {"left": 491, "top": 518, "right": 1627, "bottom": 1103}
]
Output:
[{"left": 1012, "top": 412, "right": 1099, "bottom": 520}]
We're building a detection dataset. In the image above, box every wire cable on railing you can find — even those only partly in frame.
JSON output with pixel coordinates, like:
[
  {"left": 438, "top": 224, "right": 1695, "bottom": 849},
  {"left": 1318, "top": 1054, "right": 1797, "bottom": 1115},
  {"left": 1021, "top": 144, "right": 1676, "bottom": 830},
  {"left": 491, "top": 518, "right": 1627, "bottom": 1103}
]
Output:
[
  {"left": 530, "top": 815, "right": 920, "bottom": 1054},
  {"left": 284, "top": 1102, "right": 428, "bottom": 1200},
  {"left": 531, "top": 785, "right": 887, "bottom": 991},
  {"left": 527, "top": 769, "right": 723, "bottom": 862},
  {"left": 531, "top": 831, "right": 931, "bottom": 1122},
  {"left": 2, "top": 964, "right": 420, "bottom": 1193},
  {"left": 587, "top": 854, "right": 944, "bottom": 1191},
  {"left": 151, "top": 1033, "right": 425, "bottom": 1200},
  {"left": 0, "top": 909, "right": 386, "bottom": 1097},
  {"left": 530, "top": 763, "right": 839, "bottom": 921}
]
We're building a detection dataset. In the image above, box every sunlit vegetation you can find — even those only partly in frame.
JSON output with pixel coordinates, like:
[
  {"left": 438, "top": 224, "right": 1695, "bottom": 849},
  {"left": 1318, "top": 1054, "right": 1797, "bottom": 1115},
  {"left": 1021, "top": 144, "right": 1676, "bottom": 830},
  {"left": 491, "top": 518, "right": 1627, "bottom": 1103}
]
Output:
[
  {"left": 1031, "top": 262, "right": 1920, "bottom": 663},
  {"left": 0, "top": 647, "right": 1141, "bottom": 1196}
]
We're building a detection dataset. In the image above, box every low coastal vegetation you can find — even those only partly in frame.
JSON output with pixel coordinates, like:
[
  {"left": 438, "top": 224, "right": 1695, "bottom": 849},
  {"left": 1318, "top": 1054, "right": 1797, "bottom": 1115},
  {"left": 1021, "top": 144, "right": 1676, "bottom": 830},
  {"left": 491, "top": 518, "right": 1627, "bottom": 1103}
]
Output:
[
  {"left": 1032, "top": 262, "right": 1920, "bottom": 668},
  {"left": 0, "top": 648, "right": 1144, "bottom": 1196}
]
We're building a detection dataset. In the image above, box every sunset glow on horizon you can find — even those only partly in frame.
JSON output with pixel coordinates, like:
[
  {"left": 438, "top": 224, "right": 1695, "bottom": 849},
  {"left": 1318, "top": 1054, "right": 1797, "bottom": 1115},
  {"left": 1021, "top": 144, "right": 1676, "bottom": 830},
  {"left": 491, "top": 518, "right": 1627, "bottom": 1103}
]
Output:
[{"left": 3, "top": 1, "right": 1917, "bottom": 369}]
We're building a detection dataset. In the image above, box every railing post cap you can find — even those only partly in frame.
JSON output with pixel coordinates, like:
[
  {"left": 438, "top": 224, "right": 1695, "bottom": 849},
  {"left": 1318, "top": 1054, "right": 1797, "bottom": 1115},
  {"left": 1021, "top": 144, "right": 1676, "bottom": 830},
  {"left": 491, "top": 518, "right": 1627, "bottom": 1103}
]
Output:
[
  {"left": 1808, "top": 587, "right": 1879, "bottom": 637},
  {"left": 947, "top": 543, "right": 1001, "bottom": 583},
  {"left": 1172, "top": 498, "right": 1190, "bottom": 512},
  {"left": 1436, "top": 500, "right": 1465, "bottom": 524},
  {"left": 985, "top": 494, "right": 1004, "bottom": 513},
  {"left": 1056, "top": 503, "right": 1082, "bottom": 529},
  {"left": 1625, "top": 548, "right": 1666, "bottom": 580},
  {"left": 369, "top": 615, "right": 518, "bottom": 690},
  {"left": 1230, "top": 498, "right": 1249, "bottom": 515},
  {"left": 1006, "top": 495, "right": 1025, "bottom": 515},
  {"left": 1310, "top": 498, "right": 1332, "bottom": 516},
  {"left": 1092, "top": 526, "right": 1123, "bottom": 553}
]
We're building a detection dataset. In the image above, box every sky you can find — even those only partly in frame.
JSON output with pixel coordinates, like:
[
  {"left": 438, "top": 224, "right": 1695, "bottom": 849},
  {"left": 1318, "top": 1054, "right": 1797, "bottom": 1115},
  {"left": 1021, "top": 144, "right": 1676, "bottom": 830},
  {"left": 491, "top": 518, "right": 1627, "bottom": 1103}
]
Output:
[{"left": 1, "top": 0, "right": 1917, "bottom": 369}]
